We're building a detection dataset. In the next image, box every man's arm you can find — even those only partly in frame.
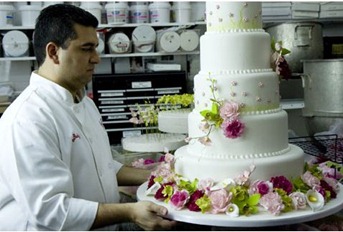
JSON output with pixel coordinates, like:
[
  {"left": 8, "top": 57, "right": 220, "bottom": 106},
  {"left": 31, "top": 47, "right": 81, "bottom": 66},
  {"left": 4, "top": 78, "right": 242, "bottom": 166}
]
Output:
[{"left": 116, "top": 165, "right": 151, "bottom": 186}]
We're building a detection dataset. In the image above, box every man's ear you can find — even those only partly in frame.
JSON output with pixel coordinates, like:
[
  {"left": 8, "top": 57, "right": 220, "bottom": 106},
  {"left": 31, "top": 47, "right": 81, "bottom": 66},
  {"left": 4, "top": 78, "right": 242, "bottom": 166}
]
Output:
[{"left": 46, "top": 42, "right": 60, "bottom": 64}]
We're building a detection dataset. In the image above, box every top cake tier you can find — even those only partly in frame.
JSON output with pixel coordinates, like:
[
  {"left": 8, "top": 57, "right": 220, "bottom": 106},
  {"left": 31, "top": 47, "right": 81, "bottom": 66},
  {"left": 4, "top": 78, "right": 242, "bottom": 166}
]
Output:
[{"left": 206, "top": 2, "right": 263, "bottom": 32}]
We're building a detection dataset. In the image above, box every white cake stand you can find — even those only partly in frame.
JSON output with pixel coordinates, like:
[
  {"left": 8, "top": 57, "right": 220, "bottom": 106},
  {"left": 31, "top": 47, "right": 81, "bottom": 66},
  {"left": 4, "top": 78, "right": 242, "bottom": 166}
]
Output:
[{"left": 137, "top": 182, "right": 343, "bottom": 227}]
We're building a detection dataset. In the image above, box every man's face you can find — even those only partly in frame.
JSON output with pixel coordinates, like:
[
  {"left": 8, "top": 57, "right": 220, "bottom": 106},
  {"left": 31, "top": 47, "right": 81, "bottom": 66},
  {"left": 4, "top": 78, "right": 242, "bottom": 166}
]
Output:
[{"left": 57, "top": 24, "right": 100, "bottom": 93}]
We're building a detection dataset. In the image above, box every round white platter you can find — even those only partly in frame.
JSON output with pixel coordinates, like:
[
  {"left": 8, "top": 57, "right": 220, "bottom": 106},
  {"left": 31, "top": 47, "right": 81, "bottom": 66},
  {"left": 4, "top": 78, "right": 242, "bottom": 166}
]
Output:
[{"left": 137, "top": 182, "right": 343, "bottom": 227}]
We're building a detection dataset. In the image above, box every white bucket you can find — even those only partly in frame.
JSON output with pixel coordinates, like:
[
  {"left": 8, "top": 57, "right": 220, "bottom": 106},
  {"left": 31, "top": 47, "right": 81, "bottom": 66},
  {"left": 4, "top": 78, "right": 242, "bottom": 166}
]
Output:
[
  {"left": 172, "top": 2, "right": 191, "bottom": 23},
  {"left": 106, "top": 2, "right": 128, "bottom": 24},
  {"left": 130, "top": 4, "right": 149, "bottom": 24},
  {"left": 149, "top": 2, "right": 170, "bottom": 23},
  {"left": 190, "top": 2, "right": 205, "bottom": 22},
  {"left": 19, "top": 5, "right": 41, "bottom": 26},
  {"left": 80, "top": 2, "right": 102, "bottom": 24},
  {"left": 0, "top": 4, "right": 15, "bottom": 27}
]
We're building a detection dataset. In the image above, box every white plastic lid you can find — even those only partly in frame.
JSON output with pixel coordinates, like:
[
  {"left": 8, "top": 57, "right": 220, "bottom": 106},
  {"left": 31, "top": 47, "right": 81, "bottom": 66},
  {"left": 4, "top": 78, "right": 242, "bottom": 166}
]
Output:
[
  {"left": 130, "top": 4, "right": 148, "bottom": 10},
  {"left": 0, "top": 4, "right": 15, "bottom": 11},
  {"left": 19, "top": 5, "right": 42, "bottom": 11},
  {"left": 106, "top": 2, "right": 128, "bottom": 9},
  {"left": 2, "top": 30, "right": 29, "bottom": 57},
  {"left": 108, "top": 33, "right": 130, "bottom": 53},
  {"left": 172, "top": 2, "right": 191, "bottom": 10},
  {"left": 132, "top": 25, "right": 156, "bottom": 52},
  {"left": 149, "top": 2, "right": 171, "bottom": 9},
  {"left": 80, "top": 2, "right": 102, "bottom": 10}
]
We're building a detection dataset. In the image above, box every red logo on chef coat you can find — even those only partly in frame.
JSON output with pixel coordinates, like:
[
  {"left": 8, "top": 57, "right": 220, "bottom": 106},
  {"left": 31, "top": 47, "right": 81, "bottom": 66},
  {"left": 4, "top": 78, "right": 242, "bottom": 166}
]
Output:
[{"left": 72, "top": 133, "right": 81, "bottom": 142}]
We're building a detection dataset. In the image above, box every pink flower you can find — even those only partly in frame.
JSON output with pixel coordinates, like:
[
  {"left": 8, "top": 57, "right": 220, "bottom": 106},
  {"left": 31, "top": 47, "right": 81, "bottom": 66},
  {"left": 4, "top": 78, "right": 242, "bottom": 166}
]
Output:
[
  {"left": 260, "top": 192, "right": 285, "bottom": 215},
  {"left": 221, "top": 119, "right": 245, "bottom": 139},
  {"left": 249, "top": 180, "right": 273, "bottom": 195},
  {"left": 164, "top": 152, "right": 174, "bottom": 163},
  {"left": 219, "top": 101, "right": 240, "bottom": 121},
  {"left": 131, "top": 158, "right": 146, "bottom": 168},
  {"left": 208, "top": 189, "right": 230, "bottom": 214},
  {"left": 301, "top": 171, "right": 320, "bottom": 188},
  {"left": 289, "top": 192, "right": 307, "bottom": 210},
  {"left": 186, "top": 189, "right": 205, "bottom": 211},
  {"left": 270, "top": 176, "right": 293, "bottom": 194},
  {"left": 170, "top": 190, "right": 190, "bottom": 210},
  {"left": 198, "top": 178, "right": 215, "bottom": 194}
]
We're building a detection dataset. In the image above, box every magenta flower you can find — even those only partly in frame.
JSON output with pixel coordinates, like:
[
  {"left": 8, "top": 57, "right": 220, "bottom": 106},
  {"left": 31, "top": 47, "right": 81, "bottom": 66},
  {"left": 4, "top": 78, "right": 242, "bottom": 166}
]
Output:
[
  {"left": 144, "top": 158, "right": 155, "bottom": 165},
  {"left": 170, "top": 190, "right": 190, "bottom": 210},
  {"left": 219, "top": 100, "right": 240, "bottom": 120},
  {"left": 270, "top": 176, "right": 293, "bottom": 194},
  {"left": 208, "top": 189, "right": 230, "bottom": 214},
  {"left": 154, "top": 183, "right": 174, "bottom": 201},
  {"left": 186, "top": 189, "right": 205, "bottom": 212},
  {"left": 249, "top": 180, "right": 272, "bottom": 195},
  {"left": 221, "top": 119, "right": 245, "bottom": 139},
  {"left": 260, "top": 192, "right": 285, "bottom": 215}
]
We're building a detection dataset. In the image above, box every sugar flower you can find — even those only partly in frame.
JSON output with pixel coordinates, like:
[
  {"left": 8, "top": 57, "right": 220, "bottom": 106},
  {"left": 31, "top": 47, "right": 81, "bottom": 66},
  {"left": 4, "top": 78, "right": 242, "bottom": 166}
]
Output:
[
  {"left": 289, "top": 191, "right": 307, "bottom": 210},
  {"left": 306, "top": 189, "right": 325, "bottom": 211},
  {"left": 219, "top": 100, "right": 240, "bottom": 121},
  {"left": 226, "top": 203, "right": 239, "bottom": 217},
  {"left": 146, "top": 182, "right": 161, "bottom": 196},
  {"left": 208, "top": 189, "right": 231, "bottom": 214},
  {"left": 301, "top": 171, "right": 320, "bottom": 188},
  {"left": 170, "top": 190, "right": 190, "bottom": 210},
  {"left": 270, "top": 176, "right": 293, "bottom": 194},
  {"left": 186, "top": 189, "right": 205, "bottom": 212},
  {"left": 260, "top": 192, "right": 285, "bottom": 215},
  {"left": 249, "top": 180, "right": 273, "bottom": 196},
  {"left": 221, "top": 119, "right": 245, "bottom": 139}
]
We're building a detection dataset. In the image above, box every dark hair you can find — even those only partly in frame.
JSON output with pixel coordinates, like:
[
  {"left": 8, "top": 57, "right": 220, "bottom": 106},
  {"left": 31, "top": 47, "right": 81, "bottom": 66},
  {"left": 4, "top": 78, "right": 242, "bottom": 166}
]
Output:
[{"left": 33, "top": 4, "right": 99, "bottom": 67}]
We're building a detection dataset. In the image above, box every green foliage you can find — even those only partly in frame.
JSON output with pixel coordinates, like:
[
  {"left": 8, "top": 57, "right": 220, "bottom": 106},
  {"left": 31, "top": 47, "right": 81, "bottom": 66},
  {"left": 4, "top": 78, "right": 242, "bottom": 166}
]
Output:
[
  {"left": 178, "top": 178, "right": 199, "bottom": 194},
  {"left": 196, "top": 195, "right": 212, "bottom": 213}
]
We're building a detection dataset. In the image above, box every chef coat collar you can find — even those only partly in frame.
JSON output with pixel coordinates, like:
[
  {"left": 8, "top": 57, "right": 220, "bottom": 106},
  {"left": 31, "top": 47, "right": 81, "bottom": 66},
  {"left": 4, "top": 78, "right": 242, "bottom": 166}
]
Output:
[{"left": 30, "top": 71, "right": 86, "bottom": 106}]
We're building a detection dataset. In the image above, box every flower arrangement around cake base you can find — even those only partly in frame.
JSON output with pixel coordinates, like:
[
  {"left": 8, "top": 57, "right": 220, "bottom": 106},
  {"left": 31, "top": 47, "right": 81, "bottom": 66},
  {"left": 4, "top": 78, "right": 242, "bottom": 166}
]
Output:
[{"left": 145, "top": 152, "right": 342, "bottom": 217}]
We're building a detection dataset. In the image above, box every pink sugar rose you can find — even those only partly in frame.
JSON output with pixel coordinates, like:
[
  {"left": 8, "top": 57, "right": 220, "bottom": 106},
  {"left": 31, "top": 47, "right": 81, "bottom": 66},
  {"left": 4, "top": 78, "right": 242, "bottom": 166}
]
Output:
[
  {"left": 260, "top": 192, "right": 285, "bottom": 215},
  {"left": 289, "top": 192, "right": 307, "bottom": 210},
  {"left": 219, "top": 100, "right": 240, "bottom": 120},
  {"left": 198, "top": 178, "right": 215, "bottom": 194},
  {"left": 301, "top": 171, "right": 320, "bottom": 188},
  {"left": 221, "top": 119, "right": 245, "bottom": 139},
  {"left": 208, "top": 189, "right": 230, "bottom": 214},
  {"left": 170, "top": 190, "right": 190, "bottom": 210}
]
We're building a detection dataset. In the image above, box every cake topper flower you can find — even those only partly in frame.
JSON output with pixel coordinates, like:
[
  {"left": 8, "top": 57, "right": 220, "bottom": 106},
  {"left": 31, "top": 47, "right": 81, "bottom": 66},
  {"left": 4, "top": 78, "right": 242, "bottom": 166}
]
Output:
[
  {"left": 145, "top": 154, "right": 340, "bottom": 217},
  {"left": 271, "top": 38, "right": 292, "bottom": 80},
  {"left": 187, "top": 74, "right": 245, "bottom": 145}
]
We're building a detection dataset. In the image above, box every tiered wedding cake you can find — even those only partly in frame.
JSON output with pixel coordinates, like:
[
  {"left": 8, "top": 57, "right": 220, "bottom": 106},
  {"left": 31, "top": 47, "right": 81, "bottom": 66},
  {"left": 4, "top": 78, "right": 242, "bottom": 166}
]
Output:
[{"left": 174, "top": 2, "right": 305, "bottom": 182}]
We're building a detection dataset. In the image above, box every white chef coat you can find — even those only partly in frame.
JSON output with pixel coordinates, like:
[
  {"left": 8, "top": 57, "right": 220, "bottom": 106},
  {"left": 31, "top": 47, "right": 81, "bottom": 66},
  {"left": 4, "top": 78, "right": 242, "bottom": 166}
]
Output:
[{"left": 0, "top": 72, "right": 123, "bottom": 230}]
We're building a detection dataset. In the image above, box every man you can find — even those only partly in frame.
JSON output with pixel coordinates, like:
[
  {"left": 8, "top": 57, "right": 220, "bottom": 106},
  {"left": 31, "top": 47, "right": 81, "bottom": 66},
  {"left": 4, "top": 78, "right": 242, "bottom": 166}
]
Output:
[{"left": 0, "top": 4, "right": 176, "bottom": 230}]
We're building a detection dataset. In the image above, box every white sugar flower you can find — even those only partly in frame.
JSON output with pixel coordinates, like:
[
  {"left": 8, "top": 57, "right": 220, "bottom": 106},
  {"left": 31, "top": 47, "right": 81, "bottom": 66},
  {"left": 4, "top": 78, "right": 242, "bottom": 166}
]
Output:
[
  {"left": 145, "top": 182, "right": 161, "bottom": 196},
  {"left": 211, "top": 178, "right": 235, "bottom": 191},
  {"left": 226, "top": 203, "right": 239, "bottom": 217},
  {"left": 306, "top": 189, "right": 324, "bottom": 211}
]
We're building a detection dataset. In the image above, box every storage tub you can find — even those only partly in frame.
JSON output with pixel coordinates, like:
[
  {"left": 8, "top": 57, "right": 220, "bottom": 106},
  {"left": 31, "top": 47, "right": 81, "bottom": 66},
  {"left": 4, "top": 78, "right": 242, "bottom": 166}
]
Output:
[
  {"left": 149, "top": 2, "right": 170, "bottom": 23},
  {"left": 106, "top": 2, "right": 128, "bottom": 24},
  {"left": 172, "top": 2, "right": 191, "bottom": 23},
  {"left": 0, "top": 4, "right": 15, "bottom": 27},
  {"left": 19, "top": 5, "right": 41, "bottom": 26},
  {"left": 80, "top": 2, "right": 102, "bottom": 24}
]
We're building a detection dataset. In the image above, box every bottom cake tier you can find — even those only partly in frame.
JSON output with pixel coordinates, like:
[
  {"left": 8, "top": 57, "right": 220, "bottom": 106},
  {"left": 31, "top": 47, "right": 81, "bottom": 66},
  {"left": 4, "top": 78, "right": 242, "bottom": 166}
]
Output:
[{"left": 174, "top": 144, "right": 304, "bottom": 182}]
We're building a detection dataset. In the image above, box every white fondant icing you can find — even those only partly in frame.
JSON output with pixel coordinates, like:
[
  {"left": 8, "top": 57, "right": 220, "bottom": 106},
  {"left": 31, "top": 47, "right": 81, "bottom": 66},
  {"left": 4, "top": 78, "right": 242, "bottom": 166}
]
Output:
[
  {"left": 122, "top": 133, "right": 186, "bottom": 153},
  {"left": 173, "top": 2, "right": 304, "bottom": 184},
  {"left": 158, "top": 109, "right": 191, "bottom": 134}
]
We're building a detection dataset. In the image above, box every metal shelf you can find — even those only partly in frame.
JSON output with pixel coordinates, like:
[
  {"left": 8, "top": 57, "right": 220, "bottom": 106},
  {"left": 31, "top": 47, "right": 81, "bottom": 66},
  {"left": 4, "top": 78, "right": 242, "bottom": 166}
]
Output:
[{"left": 281, "top": 99, "right": 304, "bottom": 110}]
